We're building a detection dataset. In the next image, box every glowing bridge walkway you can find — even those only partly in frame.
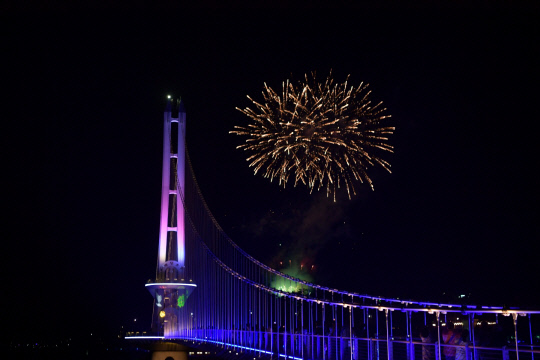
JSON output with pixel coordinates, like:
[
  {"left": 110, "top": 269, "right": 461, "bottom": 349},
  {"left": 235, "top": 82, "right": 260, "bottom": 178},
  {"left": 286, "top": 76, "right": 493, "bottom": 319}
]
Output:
[{"left": 127, "top": 99, "right": 540, "bottom": 360}]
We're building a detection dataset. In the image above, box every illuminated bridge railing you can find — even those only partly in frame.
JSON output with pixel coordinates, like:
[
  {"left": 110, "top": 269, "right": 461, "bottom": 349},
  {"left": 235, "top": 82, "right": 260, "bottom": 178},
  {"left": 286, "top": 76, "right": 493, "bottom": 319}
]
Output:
[
  {"left": 165, "top": 308, "right": 540, "bottom": 360},
  {"left": 134, "top": 143, "right": 540, "bottom": 360}
]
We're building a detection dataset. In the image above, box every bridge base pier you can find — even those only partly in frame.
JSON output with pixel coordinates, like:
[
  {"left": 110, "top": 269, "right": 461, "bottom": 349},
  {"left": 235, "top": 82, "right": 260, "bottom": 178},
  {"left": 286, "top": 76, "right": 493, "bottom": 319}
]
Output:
[
  {"left": 152, "top": 350, "right": 188, "bottom": 360},
  {"left": 150, "top": 342, "right": 193, "bottom": 360}
]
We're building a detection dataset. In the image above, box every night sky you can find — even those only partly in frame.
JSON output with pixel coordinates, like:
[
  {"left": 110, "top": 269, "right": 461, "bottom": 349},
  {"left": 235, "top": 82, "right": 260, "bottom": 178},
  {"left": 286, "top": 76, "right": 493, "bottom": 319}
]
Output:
[{"left": 4, "top": 3, "right": 539, "bottom": 341}]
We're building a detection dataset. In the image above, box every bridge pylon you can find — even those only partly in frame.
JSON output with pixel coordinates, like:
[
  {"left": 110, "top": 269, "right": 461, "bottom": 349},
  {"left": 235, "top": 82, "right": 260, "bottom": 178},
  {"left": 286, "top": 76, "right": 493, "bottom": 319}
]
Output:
[{"left": 146, "top": 97, "right": 197, "bottom": 337}]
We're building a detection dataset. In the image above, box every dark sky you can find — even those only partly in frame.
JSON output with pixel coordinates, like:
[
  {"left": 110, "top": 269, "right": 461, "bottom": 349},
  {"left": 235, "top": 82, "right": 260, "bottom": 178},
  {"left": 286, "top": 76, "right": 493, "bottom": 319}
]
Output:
[{"left": 4, "top": 3, "right": 539, "bottom": 340}]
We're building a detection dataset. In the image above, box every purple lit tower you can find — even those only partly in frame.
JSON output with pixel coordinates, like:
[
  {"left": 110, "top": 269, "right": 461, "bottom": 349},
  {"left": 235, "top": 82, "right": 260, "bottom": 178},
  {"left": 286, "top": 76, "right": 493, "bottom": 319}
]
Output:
[{"left": 146, "top": 97, "right": 196, "bottom": 337}]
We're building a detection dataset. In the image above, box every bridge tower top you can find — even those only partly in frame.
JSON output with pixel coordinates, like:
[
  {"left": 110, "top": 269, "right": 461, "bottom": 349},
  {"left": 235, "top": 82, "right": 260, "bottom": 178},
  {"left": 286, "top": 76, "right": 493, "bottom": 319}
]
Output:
[{"left": 157, "top": 96, "right": 186, "bottom": 279}]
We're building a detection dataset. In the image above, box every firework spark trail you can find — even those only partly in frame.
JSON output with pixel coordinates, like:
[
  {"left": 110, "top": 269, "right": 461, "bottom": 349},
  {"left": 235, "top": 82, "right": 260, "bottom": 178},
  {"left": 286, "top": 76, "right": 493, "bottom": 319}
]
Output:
[{"left": 231, "top": 72, "right": 394, "bottom": 200}]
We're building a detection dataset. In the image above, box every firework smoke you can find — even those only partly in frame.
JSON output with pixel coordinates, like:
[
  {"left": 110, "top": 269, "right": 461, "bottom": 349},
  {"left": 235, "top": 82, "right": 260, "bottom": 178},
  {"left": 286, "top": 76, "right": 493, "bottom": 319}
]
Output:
[{"left": 232, "top": 72, "right": 394, "bottom": 200}]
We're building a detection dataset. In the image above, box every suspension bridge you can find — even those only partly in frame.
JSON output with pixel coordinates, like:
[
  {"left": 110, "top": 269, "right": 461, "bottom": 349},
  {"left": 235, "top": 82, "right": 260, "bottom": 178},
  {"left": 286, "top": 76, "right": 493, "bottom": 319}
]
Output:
[{"left": 127, "top": 98, "right": 539, "bottom": 360}]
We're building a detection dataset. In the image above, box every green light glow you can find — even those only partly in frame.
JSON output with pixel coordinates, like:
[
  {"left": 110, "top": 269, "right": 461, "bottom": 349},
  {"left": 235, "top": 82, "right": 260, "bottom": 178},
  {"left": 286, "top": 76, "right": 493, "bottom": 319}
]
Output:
[
  {"left": 177, "top": 294, "right": 185, "bottom": 308},
  {"left": 271, "top": 262, "right": 313, "bottom": 294}
]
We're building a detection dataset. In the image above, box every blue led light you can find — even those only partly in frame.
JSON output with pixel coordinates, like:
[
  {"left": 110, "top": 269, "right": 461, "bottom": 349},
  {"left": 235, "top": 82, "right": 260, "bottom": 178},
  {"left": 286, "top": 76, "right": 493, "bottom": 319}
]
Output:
[{"left": 279, "top": 355, "right": 303, "bottom": 360}]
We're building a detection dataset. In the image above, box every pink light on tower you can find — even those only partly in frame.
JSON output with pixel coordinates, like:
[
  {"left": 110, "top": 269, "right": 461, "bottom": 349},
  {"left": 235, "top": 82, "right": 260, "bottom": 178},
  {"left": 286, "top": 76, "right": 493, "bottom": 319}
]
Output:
[
  {"left": 149, "top": 96, "right": 195, "bottom": 337},
  {"left": 158, "top": 96, "right": 186, "bottom": 269}
]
